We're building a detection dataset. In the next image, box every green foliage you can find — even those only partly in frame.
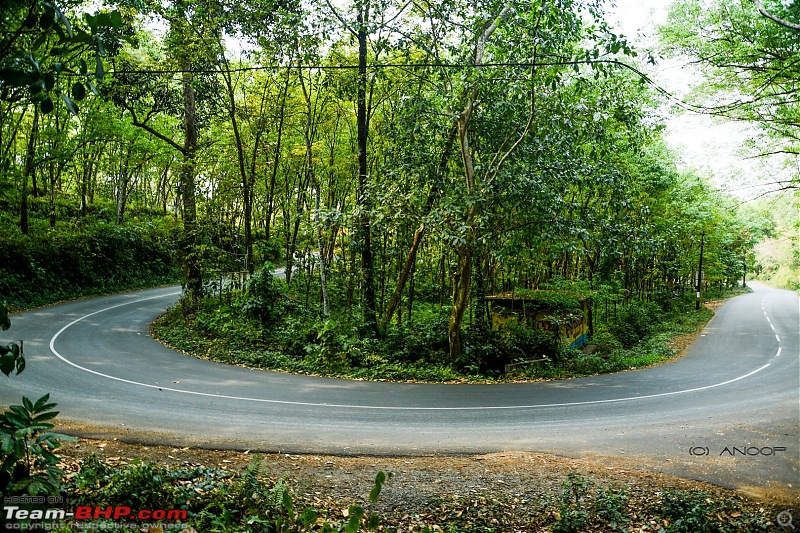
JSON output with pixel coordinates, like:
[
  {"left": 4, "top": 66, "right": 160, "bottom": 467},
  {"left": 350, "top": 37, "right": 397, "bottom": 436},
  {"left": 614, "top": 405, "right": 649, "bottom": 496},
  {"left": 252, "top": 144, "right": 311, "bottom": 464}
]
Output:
[
  {"left": 498, "top": 321, "right": 562, "bottom": 362},
  {"left": 0, "top": 301, "right": 25, "bottom": 377},
  {"left": 0, "top": 1, "right": 130, "bottom": 114},
  {"left": 659, "top": 0, "right": 799, "bottom": 188},
  {"left": 68, "top": 456, "right": 237, "bottom": 517},
  {"left": 0, "top": 302, "right": 10, "bottom": 331},
  {"left": 608, "top": 302, "right": 660, "bottom": 349},
  {"left": 66, "top": 456, "right": 392, "bottom": 532},
  {"left": 0, "top": 394, "right": 74, "bottom": 496},
  {"left": 552, "top": 472, "right": 593, "bottom": 532},
  {"left": 0, "top": 339, "right": 25, "bottom": 377},
  {"left": 657, "top": 489, "right": 775, "bottom": 532},
  {"left": 241, "top": 263, "right": 291, "bottom": 326},
  {"left": 154, "top": 282, "right": 728, "bottom": 383},
  {"left": 0, "top": 219, "right": 180, "bottom": 309}
]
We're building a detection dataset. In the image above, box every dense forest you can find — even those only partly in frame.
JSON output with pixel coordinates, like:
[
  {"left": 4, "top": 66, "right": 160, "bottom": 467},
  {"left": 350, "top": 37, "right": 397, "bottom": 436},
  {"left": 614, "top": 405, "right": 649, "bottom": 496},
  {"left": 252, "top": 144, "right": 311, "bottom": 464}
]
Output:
[{"left": 1, "top": 0, "right": 797, "bottom": 378}]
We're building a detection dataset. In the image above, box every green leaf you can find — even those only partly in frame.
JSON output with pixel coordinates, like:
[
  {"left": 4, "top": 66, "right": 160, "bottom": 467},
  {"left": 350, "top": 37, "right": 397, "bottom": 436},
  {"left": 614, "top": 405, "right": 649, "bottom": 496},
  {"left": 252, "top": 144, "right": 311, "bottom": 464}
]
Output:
[
  {"left": 344, "top": 506, "right": 364, "bottom": 533},
  {"left": 367, "top": 513, "right": 380, "bottom": 529},
  {"left": 299, "top": 508, "right": 317, "bottom": 528},
  {"left": 60, "top": 93, "right": 79, "bottom": 115},
  {"left": 369, "top": 482, "right": 381, "bottom": 503},
  {"left": 32, "top": 411, "right": 58, "bottom": 423},
  {"left": 95, "top": 54, "right": 105, "bottom": 80},
  {"left": 31, "top": 34, "right": 47, "bottom": 53},
  {"left": 281, "top": 488, "right": 293, "bottom": 513},
  {"left": 0, "top": 355, "right": 14, "bottom": 376},
  {"left": 28, "top": 78, "right": 46, "bottom": 94},
  {"left": 40, "top": 97, "right": 54, "bottom": 114},
  {"left": 53, "top": 3, "right": 74, "bottom": 37},
  {"left": 33, "top": 395, "right": 51, "bottom": 411},
  {"left": 80, "top": 59, "right": 88, "bottom": 76},
  {"left": 72, "top": 82, "right": 86, "bottom": 101},
  {"left": 39, "top": 11, "right": 54, "bottom": 30},
  {"left": 4, "top": 412, "right": 28, "bottom": 427}
]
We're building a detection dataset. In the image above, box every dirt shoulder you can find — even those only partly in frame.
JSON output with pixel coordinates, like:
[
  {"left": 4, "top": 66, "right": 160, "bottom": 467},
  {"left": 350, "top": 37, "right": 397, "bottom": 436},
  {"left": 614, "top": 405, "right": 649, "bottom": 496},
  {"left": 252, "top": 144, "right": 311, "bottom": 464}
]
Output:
[{"left": 54, "top": 421, "right": 796, "bottom": 532}]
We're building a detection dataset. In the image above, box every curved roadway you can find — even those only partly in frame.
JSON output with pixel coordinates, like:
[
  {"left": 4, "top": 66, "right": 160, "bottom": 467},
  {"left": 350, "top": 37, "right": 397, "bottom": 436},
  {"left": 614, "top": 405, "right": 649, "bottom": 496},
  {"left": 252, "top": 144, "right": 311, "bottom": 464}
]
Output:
[{"left": 1, "top": 282, "right": 797, "bottom": 495}]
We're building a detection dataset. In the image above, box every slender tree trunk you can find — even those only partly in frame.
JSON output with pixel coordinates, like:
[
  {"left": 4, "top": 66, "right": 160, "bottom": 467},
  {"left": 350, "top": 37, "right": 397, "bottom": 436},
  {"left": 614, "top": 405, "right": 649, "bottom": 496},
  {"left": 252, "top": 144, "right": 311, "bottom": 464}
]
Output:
[
  {"left": 265, "top": 69, "right": 291, "bottom": 244},
  {"left": 181, "top": 67, "right": 202, "bottom": 302},
  {"left": 357, "top": 2, "right": 377, "bottom": 333},
  {"left": 473, "top": 247, "right": 487, "bottom": 333},
  {"left": 380, "top": 127, "right": 455, "bottom": 330},
  {"left": 449, "top": 245, "right": 473, "bottom": 359},
  {"left": 220, "top": 58, "right": 254, "bottom": 273},
  {"left": 299, "top": 66, "right": 330, "bottom": 316},
  {"left": 447, "top": 2, "right": 515, "bottom": 360},
  {"left": 20, "top": 107, "right": 38, "bottom": 235}
]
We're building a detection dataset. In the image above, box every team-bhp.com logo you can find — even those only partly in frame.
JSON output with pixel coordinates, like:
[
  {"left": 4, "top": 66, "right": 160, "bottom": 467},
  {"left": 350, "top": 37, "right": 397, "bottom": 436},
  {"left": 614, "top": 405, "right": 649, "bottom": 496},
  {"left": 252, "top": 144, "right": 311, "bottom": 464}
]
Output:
[
  {"left": 4, "top": 503, "right": 187, "bottom": 528},
  {"left": 688, "top": 445, "right": 788, "bottom": 456}
]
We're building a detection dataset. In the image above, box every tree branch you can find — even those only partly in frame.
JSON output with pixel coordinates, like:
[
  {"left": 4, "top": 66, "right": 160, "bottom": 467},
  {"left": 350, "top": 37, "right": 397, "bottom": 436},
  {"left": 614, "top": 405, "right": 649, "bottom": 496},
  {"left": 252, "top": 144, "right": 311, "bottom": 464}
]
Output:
[
  {"left": 753, "top": 0, "right": 800, "bottom": 31},
  {"left": 127, "top": 108, "right": 186, "bottom": 155}
]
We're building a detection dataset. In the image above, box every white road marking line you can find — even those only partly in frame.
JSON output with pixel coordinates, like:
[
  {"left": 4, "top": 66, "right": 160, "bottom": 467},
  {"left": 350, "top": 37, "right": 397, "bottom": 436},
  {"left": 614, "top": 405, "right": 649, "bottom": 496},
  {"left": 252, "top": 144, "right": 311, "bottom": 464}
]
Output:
[{"left": 48, "top": 293, "right": 775, "bottom": 412}]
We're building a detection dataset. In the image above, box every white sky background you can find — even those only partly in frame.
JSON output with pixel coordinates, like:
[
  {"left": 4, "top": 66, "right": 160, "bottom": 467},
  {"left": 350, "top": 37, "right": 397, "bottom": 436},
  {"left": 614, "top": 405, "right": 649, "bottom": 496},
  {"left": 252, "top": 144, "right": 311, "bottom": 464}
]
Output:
[{"left": 605, "top": 0, "right": 794, "bottom": 200}]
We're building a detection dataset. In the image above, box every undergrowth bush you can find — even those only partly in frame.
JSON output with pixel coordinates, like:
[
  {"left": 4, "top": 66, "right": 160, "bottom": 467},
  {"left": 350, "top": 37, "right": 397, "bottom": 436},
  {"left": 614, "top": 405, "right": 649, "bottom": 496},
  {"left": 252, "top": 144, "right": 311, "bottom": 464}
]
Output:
[
  {"left": 64, "top": 456, "right": 392, "bottom": 532},
  {"left": 0, "top": 219, "right": 180, "bottom": 309},
  {"left": 152, "top": 273, "right": 741, "bottom": 383},
  {"left": 608, "top": 301, "right": 660, "bottom": 348}
]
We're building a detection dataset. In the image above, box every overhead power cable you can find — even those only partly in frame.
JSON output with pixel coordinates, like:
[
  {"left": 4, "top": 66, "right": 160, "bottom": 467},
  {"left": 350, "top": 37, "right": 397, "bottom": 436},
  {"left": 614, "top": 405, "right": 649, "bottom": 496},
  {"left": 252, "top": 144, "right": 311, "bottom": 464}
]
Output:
[{"left": 112, "top": 58, "right": 709, "bottom": 114}]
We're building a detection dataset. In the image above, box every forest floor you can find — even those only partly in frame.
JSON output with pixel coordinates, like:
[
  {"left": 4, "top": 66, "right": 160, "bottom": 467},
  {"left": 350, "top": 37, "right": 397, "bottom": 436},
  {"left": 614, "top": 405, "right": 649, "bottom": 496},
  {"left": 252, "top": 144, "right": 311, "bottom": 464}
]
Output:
[{"left": 54, "top": 429, "right": 794, "bottom": 532}]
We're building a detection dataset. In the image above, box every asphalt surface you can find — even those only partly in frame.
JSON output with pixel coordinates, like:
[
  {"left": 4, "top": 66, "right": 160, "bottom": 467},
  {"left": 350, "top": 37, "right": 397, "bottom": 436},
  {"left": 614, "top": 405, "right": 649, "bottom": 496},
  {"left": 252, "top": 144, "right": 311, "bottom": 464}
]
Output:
[{"left": 1, "top": 282, "right": 798, "bottom": 495}]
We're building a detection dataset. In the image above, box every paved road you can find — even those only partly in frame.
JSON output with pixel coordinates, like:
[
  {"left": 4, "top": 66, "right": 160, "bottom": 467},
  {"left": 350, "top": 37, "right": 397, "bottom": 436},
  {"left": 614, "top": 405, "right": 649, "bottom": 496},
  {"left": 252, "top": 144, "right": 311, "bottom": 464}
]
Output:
[{"left": 1, "top": 282, "right": 797, "bottom": 496}]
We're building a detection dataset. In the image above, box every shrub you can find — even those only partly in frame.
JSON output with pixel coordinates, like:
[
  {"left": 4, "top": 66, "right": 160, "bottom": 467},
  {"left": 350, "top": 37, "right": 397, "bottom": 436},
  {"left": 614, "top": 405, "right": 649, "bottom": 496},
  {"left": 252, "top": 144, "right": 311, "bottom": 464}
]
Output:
[
  {"left": 0, "top": 394, "right": 74, "bottom": 497},
  {"left": 0, "top": 220, "right": 179, "bottom": 308},
  {"left": 241, "top": 263, "right": 290, "bottom": 326},
  {"left": 498, "top": 321, "right": 561, "bottom": 363},
  {"left": 608, "top": 302, "right": 660, "bottom": 348}
]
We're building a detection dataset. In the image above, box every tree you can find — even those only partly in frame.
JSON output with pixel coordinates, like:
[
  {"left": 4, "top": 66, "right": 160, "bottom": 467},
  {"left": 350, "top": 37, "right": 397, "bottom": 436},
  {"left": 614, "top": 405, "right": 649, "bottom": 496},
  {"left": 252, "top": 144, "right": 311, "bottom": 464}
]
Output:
[
  {"left": 409, "top": 0, "right": 635, "bottom": 359},
  {"left": 659, "top": 0, "right": 800, "bottom": 190},
  {"left": 320, "top": 0, "right": 405, "bottom": 333},
  {"left": 0, "top": 1, "right": 127, "bottom": 114}
]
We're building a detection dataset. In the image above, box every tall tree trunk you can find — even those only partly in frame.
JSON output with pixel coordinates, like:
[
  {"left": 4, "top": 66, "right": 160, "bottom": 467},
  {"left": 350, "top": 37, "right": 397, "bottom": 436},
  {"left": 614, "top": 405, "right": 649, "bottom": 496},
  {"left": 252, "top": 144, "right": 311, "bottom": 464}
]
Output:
[
  {"left": 357, "top": 2, "right": 377, "bottom": 333},
  {"left": 220, "top": 57, "right": 254, "bottom": 273},
  {"left": 449, "top": 245, "right": 473, "bottom": 359},
  {"left": 298, "top": 66, "right": 330, "bottom": 316},
  {"left": 447, "top": 2, "right": 515, "bottom": 360},
  {"left": 20, "top": 107, "right": 38, "bottom": 235},
  {"left": 265, "top": 69, "right": 291, "bottom": 244},
  {"left": 181, "top": 67, "right": 202, "bottom": 302}
]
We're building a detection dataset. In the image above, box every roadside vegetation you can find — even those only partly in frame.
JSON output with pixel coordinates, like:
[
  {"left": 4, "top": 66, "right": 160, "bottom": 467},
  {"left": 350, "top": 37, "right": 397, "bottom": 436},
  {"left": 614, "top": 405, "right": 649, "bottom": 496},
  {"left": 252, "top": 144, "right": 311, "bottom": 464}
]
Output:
[
  {"left": 0, "top": 209, "right": 180, "bottom": 310},
  {"left": 152, "top": 266, "right": 747, "bottom": 382},
  {"left": 742, "top": 194, "right": 800, "bottom": 292},
  {"left": 23, "top": 450, "right": 783, "bottom": 532}
]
